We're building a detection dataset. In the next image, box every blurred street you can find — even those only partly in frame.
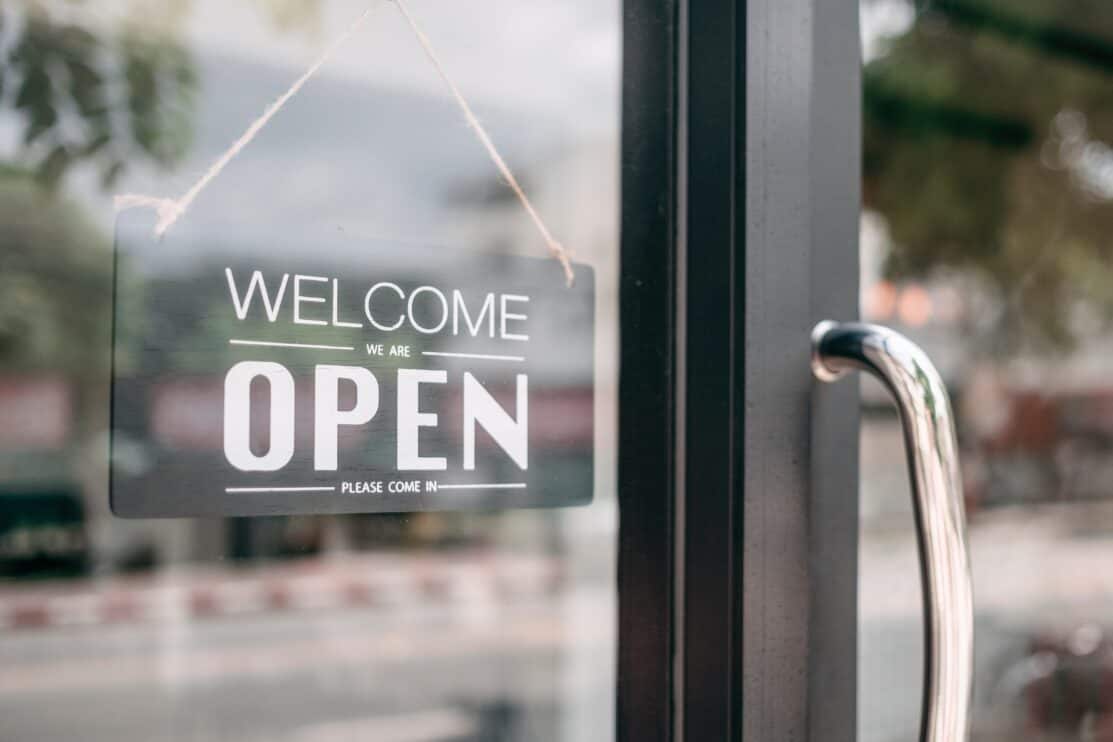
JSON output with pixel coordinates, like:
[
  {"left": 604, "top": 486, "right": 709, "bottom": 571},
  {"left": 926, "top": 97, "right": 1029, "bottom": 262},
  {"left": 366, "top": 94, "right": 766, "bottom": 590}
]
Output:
[
  {"left": 860, "top": 457, "right": 1113, "bottom": 742},
  {"left": 0, "top": 555, "right": 613, "bottom": 742}
]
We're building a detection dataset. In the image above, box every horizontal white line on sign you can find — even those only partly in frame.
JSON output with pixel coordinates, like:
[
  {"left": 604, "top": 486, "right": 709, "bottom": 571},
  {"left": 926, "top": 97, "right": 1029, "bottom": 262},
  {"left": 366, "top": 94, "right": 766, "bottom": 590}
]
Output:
[
  {"left": 422, "top": 351, "right": 525, "bottom": 362},
  {"left": 437, "top": 483, "right": 527, "bottom": 490},
  {"left": 229, "top": 339, "right": 355, "bottom": 351},
  {"left": 225, "top": 486, "right": 337, "bottom": 493}
]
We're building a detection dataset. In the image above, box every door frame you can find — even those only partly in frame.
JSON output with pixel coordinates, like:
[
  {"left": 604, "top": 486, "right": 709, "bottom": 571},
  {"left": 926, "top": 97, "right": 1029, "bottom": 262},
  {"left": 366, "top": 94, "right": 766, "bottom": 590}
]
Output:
[{"left": 617, "top": 1, "right": 861, "bottom": 739}]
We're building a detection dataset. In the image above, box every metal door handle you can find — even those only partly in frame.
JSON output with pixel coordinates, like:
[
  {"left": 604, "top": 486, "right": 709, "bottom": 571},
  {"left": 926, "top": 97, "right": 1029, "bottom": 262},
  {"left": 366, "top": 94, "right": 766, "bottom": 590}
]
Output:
[{"left": 811, "top": 321, "right": 973, "bottom": 742}]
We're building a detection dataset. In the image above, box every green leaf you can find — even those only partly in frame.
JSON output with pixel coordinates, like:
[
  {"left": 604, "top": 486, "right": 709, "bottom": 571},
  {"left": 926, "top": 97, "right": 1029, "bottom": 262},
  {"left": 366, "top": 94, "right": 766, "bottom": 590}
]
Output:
[
  {"left": 23, "top": 103, "right": 57, "bottom": 146},
  {"left": 81, "top": 131, "right": 111, "bottom": 157},
  {"left": 15, "top": 67, "right": 51, "bottom": 111},
  {"left": 36, "top": 146, "right": 71, "bottom": 189}
]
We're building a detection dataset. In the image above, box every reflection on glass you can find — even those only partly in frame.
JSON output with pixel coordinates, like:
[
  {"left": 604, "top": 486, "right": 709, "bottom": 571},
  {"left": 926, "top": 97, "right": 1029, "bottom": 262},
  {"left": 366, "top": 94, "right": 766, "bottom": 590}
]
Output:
[
  {"left": 0, "top": 1, "right": 619, "bottom": 740},
  {"left": 860, "top": 1, "right": 1113, "bottom": 740}
]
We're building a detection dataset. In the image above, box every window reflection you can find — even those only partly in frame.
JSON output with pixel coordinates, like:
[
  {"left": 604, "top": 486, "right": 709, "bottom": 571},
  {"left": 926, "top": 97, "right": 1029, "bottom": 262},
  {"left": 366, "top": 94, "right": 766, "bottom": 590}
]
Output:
[
  {"left": 860, "top": 1, "right": 1113, "bottom": 739},
  {"left": 0, "top": 2, "right": 619, "bottom": 740}
]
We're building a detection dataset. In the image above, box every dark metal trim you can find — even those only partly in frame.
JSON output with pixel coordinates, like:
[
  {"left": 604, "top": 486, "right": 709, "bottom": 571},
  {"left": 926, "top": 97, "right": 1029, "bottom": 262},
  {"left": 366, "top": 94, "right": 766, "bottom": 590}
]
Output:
[
  {"left": 806, "top": 3, "right": 862, "bottom": 738},
  {"left": 737, "top": 2, "right": 862, "bottom": 740},
  {"left": 619, "top": 2, "right": 860, "bottom": 740},
  {"left": 681, "top": 0, "right": 744, "bottom": 739},
  {"left": 617, "top": 0, "right": 679, "bottom": 740}
]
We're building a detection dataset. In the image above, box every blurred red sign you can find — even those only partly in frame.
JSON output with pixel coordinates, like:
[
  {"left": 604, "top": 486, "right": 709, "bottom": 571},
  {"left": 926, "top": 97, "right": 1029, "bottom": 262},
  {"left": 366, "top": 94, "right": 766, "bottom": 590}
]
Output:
[
  {"left": 151, "top": 377, "right": 367, "bottom": 451},
  {"left": 0, "top": 377, "right": 70, "bottom": 450}
]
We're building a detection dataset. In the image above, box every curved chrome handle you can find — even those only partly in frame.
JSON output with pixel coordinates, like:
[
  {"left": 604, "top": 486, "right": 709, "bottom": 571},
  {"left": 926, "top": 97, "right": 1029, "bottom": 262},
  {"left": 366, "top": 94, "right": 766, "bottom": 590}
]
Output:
[{"left": 811, "top": 321, "right": 973, "bottom": 742}]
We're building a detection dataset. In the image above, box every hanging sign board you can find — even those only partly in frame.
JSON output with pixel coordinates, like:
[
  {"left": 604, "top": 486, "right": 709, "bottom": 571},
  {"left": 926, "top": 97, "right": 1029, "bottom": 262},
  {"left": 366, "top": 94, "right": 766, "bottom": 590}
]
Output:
[{"left": 110, "top": 212, "right": 595, "bottom": 518}]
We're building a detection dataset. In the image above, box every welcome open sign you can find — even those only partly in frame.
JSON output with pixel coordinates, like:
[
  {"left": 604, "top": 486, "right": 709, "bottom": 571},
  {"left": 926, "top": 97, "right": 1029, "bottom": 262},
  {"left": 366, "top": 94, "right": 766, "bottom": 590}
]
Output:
[{"left": 110, "top": 213, "right": 595, "bottom": 518}]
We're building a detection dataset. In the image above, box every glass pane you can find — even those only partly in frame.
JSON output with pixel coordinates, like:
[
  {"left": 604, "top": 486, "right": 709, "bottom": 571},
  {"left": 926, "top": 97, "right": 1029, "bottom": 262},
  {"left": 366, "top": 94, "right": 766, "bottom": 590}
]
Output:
[
  {"left": 859, "top": 2, "right": 1113, "bottom": 739},
  {"left": 0, "top": 2, "right": 619, "bottom": 740}
]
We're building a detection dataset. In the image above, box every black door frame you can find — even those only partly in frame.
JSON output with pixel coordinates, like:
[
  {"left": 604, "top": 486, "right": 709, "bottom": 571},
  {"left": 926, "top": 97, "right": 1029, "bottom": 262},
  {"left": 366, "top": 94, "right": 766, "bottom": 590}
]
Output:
[{"left": 618, "top": 1, "right": 861, "bottom": 739}]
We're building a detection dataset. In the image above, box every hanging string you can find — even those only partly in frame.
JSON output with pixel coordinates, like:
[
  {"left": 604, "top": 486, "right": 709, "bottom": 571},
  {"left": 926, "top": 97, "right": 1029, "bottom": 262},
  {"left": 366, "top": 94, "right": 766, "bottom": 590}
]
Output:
[
  {"left": 116, "top": 6, "right": 374, "bottom": 236},
  {"left": 115, "top": 1, "right": 575, "bottom": 287},
  {"left": 391, "top": 0, "right": 574, "bottom": 286}
]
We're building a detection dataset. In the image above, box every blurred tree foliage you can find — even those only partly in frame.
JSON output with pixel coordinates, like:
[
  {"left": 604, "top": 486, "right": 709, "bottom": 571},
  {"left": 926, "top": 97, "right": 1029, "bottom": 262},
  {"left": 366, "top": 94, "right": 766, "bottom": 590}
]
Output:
[
  {"left": 0, "top": 171, "right": 112, "bottom": 371},
  {"left": 0, "top": 0, "right": 321, "bottom": 376},
  {"left": 0, "top": 0, "right": 196, "bottom": 189},
  {"left": 0, "top": 0, "right": 323, "bottom": 190},
  {"left": 864, "top": 0, "right": 1113, "bottom": 352}
]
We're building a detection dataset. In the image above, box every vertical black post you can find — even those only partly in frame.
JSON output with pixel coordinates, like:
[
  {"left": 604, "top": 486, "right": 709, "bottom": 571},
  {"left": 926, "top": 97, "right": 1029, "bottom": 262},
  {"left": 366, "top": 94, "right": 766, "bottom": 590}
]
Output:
[
  {"left": 683, "top": 0, "right": 744, "bottom": 740},
  {"left": 618, "top": 1, "right": 678, "bottom": 741}
]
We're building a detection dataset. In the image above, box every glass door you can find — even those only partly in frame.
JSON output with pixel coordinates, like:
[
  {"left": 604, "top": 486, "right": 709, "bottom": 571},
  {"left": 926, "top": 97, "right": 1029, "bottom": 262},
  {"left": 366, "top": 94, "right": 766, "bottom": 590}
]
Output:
[
  {"left": 620, "top": 1, "right": 866, "bottom": 740},
  {"left": 859, "top": 2, "right": 1113, "bottom": 740},
  {"left": 0, "top": 2, "right": 988, "bottom": 741},
  {"left": 0, "top": 2, "right": 631, "bottom": 740}
]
